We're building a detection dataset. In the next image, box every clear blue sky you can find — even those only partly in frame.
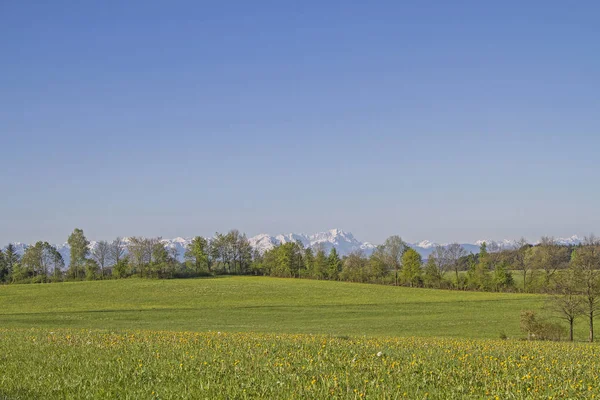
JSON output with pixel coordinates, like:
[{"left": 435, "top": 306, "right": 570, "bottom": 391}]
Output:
[{"left": 1, "top": 1, "right": 599, "bottom": 245}]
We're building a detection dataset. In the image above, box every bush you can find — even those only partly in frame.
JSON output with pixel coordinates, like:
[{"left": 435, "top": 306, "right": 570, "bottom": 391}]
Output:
[{"left": 520, "top": 310, "right": 566, "bottom": 341}]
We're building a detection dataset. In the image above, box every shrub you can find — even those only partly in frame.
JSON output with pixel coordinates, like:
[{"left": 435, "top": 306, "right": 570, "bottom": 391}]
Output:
[{"left": 520, "top": 310, "right": 566, "bottom": 341}]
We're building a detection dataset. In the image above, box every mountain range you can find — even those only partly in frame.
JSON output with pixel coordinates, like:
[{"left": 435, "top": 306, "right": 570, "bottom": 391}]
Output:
[{"left": 5, "top": 230, "right": 585, "bottom": 268}]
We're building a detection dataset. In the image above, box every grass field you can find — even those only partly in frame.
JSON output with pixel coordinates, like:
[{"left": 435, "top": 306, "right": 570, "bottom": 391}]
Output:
[
  {"left": 0, "top": 277, "right": 594, "bottom": 399},
  {"left": 1, "top": 328, "right": 599, "bottom": 399},
  {"left": 0, "top": 276, "right": 549, "bottom": 338}
]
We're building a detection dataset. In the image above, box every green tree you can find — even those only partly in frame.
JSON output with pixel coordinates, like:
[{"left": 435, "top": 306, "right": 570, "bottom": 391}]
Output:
[
  {"left": 250, "top": 249, "right": 265, "bottom": 275},
  {"left": 21, "top": 242, "right": 56, "bottom": 282},
  {"left": 85, "top": 259, "right": 99, "bottom": 280},
  {"left": 185, "top": 236, "right": 209, "bottom": 274},
  {"left": 0, "top": 249, "right": 7, "bottom": 282},
  {"left": 112, "top": 256, "right": 129, "bottom": 279},
  {"left": 313, "top": 248, "right": 328, "bottom": 280},
  {"left": 151, "top": 242, "right": 178, "bottom": 279},
  {"left": 492, "top": 261, "right": 514, "bottom": 291},
  {"left": 327, "top": 248, "right": 342, "bottom": 280},
  {"left": 400, "top": 248, "right": 422, "bottom": 287},
  {"left": 368, "top": 246, "right": 388, "bottom": 284},
  {"left": 303, "top": 248, "right": 315, "bottom": 278},
  {"left": 467, "top": 243, "right": 490, "bottom": 290},
  {"left": 4, "top": 244, "right": 20, "bottom": 280},
  {"left": 340, "top": 251, "right": 369, "bottom": 282},
  {"left": 67, "top": 228, "right": 90, "bottom": 279},
  {"left": 423, "top": 256, "right": 443, "bottom": 288}
]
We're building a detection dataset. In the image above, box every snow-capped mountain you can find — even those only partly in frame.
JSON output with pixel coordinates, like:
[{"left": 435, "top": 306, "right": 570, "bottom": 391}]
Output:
[
  {"left": 249, "top": 229, "right": 376, "bottom": 255},
  {"left": 4, "top": 232, "right": 587, "bottom": 268}
]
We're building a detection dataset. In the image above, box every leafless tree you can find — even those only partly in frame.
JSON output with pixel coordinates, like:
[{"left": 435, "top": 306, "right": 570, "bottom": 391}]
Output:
[
  {"left": 510, "top": 238, "right": 530, "bottom": 292},
  {"left": 109, "top": 237, "right": 126, "bottom": 267},
  {"left": 446, "top": 243, "right": 467, "bottom": 287},
  {"left": 91, "top": 240, "right": 110, "bottom": 279},
  {"left": 430, "top": 245, "right": 450, "bottom": 277},
  {"left": 383, "top": 236, "right": 407, "bottom": 286}
]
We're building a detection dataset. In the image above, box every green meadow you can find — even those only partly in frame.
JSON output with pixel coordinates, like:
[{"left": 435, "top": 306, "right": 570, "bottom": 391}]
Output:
[
  {"left": 1, "top": 276, "right": 547, "bottom": 338},
  {"left": 2, "top": 277, "right": 597, "bottom": 399}
]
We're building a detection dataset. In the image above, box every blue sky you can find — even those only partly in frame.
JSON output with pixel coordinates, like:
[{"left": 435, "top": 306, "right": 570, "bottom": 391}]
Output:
[{"left": 1, "top": 1, "right": 599, "bottom": 245}]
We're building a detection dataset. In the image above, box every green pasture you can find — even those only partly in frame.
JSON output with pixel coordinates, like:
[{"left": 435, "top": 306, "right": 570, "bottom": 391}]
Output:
[{"left": 0, "top": 276, "right": 554, "bottom": 339}]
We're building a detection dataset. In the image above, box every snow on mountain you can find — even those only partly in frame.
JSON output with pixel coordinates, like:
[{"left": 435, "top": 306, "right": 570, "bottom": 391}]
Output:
[
  {"left": 415, "top": 240, "right": 438, "bottom": 249},
  {"left": 250, "top": 229, "right": 376, "bottom": 255},
  {"left": 554, "top": 235, "right": 583, "bottom": 246}
]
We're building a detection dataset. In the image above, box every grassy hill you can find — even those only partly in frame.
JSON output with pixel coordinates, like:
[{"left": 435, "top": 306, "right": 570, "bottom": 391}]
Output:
[{"left": 0, "top": 276, "right": 550, "bottom": 338}]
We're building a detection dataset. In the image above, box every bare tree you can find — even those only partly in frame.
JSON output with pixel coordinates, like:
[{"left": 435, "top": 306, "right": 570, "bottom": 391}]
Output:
[
  {"left": 430, "top": 245, "right": 450, "bottom": 277},
  {"left": 446, "top": 243, "right": 467, "bottom": 288},
  {"left": 91, "top": 240, "right": 110, "bottom": 279},
  {"left": 487, "top": 241, "right": 501, "bottom": 254},
  {"left": 383, "top": 236, "right": 407, "bottom": 286},
  {"left": 109, "top": 237, "right": 126, "bottom": 267},
  {"left": 510, "top": 238, "right": 530, "bottom": 292}
]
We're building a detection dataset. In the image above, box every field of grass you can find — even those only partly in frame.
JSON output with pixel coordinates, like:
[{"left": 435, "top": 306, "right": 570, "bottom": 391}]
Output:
[
  {"left": 0, "top": 276, "right": 551, "bottom": 338},
  {"left": 1, "top": 328, "right": 599, "bottom": 399},
  {"left": 1, "top": 277, "right": 594, "bottom": 399}
]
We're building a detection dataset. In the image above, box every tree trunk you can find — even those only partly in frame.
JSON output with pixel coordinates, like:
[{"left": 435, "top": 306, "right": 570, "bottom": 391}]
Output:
[
  {"left": 570, "top": 319, "right": 574, "bottom": 342},
  {"left": 590, "top": 311, "right": 594, "bottom": 343},
  {"left": 455, "top": 269, "right": 459, "bottom": 289}
]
